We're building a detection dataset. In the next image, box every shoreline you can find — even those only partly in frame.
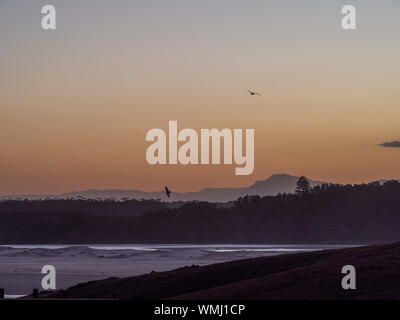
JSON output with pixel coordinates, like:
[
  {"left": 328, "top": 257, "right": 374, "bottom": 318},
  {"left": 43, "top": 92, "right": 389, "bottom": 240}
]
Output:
[
  {"left": 43, "top": 242, "right": 400, "bottom": 300},
  {"left": 0, "top": 244, "right": 350, "bottom": 295}
]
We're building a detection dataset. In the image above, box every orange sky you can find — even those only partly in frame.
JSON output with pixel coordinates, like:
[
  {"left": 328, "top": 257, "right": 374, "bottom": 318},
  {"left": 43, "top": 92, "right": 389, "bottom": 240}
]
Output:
[{"left": 1, "top": 1, "right": 399, "bottom": 195}]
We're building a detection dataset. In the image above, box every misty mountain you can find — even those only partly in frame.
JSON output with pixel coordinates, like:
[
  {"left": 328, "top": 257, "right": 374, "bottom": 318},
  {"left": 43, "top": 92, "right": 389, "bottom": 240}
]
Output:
[{"left": 0, "top": 174, "right": 327, "bottom": 202}]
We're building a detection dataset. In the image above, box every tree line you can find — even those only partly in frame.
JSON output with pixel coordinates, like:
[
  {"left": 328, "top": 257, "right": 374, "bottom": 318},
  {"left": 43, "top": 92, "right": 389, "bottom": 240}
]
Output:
[{"left": 1, "top": 178, "right": 400, "bottom": 244}]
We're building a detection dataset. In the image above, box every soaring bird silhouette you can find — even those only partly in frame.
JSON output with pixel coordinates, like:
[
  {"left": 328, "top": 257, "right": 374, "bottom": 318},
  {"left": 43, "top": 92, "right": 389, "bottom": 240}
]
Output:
[
  {"left": 246, "top": 90, "right": 261, "bottom": 96},
  {"left": 164, "top": 186, "right": 171, "bottom": 198}
]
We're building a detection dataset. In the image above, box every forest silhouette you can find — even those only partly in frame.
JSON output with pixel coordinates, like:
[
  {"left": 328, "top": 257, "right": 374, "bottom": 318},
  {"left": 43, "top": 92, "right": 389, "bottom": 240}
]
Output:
[{"left": 1, "top": 179, "right": 400, "bottom": 244}]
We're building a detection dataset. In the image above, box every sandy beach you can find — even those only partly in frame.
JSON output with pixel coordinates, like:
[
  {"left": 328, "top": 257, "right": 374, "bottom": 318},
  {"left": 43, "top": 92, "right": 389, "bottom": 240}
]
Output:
[
  {"left": 42, "top": 242, "right": 400, "bottom": 300},
  {"left": 0, "top": 244, "right": 350, "bottom": 295}
]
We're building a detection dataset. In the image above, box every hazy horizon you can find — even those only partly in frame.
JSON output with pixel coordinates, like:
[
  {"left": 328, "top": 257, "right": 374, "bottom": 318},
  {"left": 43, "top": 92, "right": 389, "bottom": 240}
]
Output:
[
  {"left": 1, "top": 173, "right": 398, "bottom": 198},
  {"left": 1, "top": 0, "right": 399, "bottom": 195}
]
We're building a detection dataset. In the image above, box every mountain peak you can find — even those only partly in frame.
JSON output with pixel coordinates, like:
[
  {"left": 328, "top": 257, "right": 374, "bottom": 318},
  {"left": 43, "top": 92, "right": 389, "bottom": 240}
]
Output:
[
  {"left": 248, "top": 174, "right": 326, "bottom": 195},
  {"left": 267, "top": 173, "right": 300, "bottom": 180}
]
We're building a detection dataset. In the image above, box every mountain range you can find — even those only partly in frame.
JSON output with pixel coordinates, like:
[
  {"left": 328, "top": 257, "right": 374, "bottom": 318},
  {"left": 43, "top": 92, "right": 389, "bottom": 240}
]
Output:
[
  {"left": 1, "top": 173, "right": 397, "bottom": 203},
  {"left": 0, "top": 174, "right": 326, "bottom": 202}
]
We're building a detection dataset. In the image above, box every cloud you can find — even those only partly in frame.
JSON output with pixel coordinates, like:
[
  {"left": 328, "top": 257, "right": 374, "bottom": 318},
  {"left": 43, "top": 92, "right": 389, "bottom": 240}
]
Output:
[{"left": 379, "top": 141, "right": 400, "bottom": 148}]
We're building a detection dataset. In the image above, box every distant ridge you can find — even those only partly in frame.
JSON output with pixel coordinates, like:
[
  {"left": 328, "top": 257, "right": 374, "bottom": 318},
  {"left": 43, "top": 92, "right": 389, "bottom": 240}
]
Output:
[
  {"left": 0, "top": 174, "right": 328, "bottom": 202},
  {"left": 3, "top": 174, "right": 397, "bottom": 202},
  {"left": 3, "top": 174, "right": 398, "bottom": 203}
]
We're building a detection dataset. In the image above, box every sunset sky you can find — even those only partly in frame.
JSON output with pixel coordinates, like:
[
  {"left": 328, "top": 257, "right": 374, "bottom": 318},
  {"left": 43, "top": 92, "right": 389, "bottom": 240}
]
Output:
[{"left": 0, "top": 0, "right": 399, "bottom": 195}]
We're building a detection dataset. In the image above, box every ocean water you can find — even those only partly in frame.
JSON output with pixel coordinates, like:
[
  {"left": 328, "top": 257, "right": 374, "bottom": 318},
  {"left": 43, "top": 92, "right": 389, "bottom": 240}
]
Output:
[
  {"left": 4, "top": 295, "right": 25, "bottom": 299},
  {"left": 0, "top": 243, "right": 357, "bottom": 252},
  {"left": 0, "top": 243, "right": 359, "bottom": 295}
]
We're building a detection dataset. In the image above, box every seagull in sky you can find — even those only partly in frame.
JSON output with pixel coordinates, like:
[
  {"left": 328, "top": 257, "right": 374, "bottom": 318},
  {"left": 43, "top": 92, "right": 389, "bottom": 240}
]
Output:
[
  {"left": 246, "top": 90, "right": 262, "bottom": 96},
  {"left": 165, "top": 186, "right": 172, "bottom": 198}
]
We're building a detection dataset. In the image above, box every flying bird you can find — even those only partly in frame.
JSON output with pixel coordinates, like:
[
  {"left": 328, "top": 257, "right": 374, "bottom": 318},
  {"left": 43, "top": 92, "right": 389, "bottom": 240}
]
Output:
[
  {"left": 246, "top": 90, "right": 261, "bottom": 96},
  {"left": 165, "top": 186, "right": 171, "bottom": 198}
]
